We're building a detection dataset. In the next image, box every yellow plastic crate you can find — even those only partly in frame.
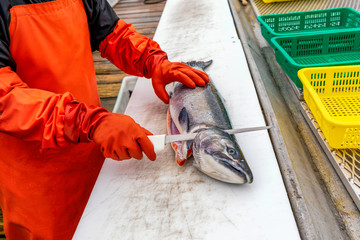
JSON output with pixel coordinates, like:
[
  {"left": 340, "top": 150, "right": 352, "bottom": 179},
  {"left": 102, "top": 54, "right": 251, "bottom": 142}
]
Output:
[
  {"left": 262, "top": 0, "right": 295, "bottom": 3},
  {"left": 298, "top": 66, "right": 360, "bottom": 149}
]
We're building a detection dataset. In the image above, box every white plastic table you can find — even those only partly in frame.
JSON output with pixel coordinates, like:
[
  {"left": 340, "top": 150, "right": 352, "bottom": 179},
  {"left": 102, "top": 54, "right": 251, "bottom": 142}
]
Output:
[{"left": 73, "top": 1, "right": 300, "bottom": 239}]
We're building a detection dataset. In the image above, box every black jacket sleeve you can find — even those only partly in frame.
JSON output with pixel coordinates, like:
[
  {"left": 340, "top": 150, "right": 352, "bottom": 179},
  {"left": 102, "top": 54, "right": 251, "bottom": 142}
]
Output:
[
  {"left": 0, "top": 0, "right": 16, "bottom": 69},
  {"left": 82, "top": 0, "right": 119, "bottom": 51}
]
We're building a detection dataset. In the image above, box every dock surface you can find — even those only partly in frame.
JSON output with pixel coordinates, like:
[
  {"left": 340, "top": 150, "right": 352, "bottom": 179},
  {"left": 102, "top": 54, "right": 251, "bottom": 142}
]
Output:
[{"left": 95, "top": 0, "right": 166, "bottom": 111}]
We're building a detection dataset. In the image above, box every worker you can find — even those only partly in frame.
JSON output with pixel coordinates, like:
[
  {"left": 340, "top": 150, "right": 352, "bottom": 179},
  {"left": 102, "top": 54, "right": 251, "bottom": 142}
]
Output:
[{"left": 0, "top": 0, "right": 209, "bottom": 239}]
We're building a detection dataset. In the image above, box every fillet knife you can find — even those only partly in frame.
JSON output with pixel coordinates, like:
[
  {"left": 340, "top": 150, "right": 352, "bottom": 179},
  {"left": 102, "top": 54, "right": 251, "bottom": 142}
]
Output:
[{"left": 148, "top": 125, "right": 272, "bottom": 154}]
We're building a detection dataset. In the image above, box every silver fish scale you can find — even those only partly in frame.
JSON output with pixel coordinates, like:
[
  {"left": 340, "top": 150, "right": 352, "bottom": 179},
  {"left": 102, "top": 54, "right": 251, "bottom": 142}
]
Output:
[{"left": 169, "top": 82, "right": 231, "bottom": 132}]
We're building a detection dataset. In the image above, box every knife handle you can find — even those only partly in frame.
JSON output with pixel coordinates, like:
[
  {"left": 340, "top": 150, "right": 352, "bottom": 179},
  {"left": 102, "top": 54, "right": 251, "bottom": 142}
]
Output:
[{"left": 148, "top": 135, "right": 166, "bottom": 154}]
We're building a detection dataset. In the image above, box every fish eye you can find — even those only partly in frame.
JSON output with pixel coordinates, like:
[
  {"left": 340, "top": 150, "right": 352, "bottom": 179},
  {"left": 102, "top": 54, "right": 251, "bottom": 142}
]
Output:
[{"left": 227, "top": 148, "right": 236, "bottom": 155}]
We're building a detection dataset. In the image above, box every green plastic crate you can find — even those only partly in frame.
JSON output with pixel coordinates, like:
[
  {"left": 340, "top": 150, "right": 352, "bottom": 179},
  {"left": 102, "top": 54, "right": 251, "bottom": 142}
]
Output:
[
  {"left": 271, "top": 30, "right": 360, "bottom": 88},
  {"left": 258, "top": 8, "right": 360, "bottom": 48}
]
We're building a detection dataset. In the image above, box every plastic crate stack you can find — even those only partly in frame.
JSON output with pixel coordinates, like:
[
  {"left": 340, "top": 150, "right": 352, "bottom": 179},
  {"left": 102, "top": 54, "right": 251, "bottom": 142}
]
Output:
[{"left": 257, "top": 7, "right": 360, "bottom": 150}]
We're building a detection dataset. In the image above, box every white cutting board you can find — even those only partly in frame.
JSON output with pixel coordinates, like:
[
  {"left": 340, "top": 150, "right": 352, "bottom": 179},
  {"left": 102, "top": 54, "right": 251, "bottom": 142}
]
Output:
[{"left": 73, "top": 0, "right": 300, "bottom": 239}]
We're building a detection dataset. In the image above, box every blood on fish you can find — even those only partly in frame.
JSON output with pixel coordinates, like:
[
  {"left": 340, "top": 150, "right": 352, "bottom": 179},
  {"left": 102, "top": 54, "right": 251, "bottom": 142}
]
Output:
[{"left": 176, "top": 158, "right": 185, "bottom": 166}]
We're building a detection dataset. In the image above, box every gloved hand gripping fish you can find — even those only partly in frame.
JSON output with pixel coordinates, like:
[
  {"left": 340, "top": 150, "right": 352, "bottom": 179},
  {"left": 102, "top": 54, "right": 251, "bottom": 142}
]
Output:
[{"left": 167, "top": 60, "right": 253, "bottom": 184}]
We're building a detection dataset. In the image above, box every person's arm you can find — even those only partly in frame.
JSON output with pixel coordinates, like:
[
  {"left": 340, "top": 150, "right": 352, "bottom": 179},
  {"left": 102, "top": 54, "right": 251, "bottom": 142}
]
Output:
[
  {"left": 0, "top": 66, "right": 76, "bottom": 149},
  {"left": 0, "top": 3, "right": 78, "bottom": 148},
  {"left": 64, "top": 101, "right": 156, "bottom": 160},
  {"left": 0, "top": 2, "right": 155, "bottom": 160},
  {"left": 0, "top": 65, "right": 155, "bottom": 160},
  {"left": 83, "top": 0, "right": 210, "bottom": 104},
  {"left": 99, "top": 19, "right": 210, "bottom": 104}
]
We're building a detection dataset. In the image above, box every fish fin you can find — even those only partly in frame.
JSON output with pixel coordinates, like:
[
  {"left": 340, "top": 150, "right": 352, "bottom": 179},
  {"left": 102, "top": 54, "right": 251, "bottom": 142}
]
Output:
[
  {"left": 169, "top": 109, "right": 189, "bottom": 166},
  {"left": 171, "top": 142, "right": 187, "bottom": 166},
  {"left": 185, "top": 60, "right": 213, "bottom": 70},
  {"left": 171, "top": 142, "right": 178, "bottom": 151},
  {"left": 181, "top": 141, "right": 192, "bottom": 161},
  {"left": 168, "top": 108, "right": 182, "bottom": 134},
  {"left": 178, "top": 107, "right": 190, "bottom": 132}
]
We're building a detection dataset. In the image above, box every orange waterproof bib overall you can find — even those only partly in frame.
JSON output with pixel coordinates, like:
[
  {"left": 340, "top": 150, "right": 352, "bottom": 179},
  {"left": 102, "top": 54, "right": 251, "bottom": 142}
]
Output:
[{"left": 0, "top": 0, "right": 104, "bottom": 239}]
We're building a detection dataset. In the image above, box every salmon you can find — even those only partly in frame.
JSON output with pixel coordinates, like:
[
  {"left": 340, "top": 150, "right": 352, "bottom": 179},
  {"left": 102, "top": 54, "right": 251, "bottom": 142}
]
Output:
[{"left": 167, "top": 60, "right": 253, "bottom": 184}]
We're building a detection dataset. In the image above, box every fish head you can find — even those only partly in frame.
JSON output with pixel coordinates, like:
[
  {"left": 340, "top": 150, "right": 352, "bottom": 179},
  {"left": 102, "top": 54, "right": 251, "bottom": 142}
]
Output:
[{"left": 192, "top": 128, "right": 253, "bottom": 184}]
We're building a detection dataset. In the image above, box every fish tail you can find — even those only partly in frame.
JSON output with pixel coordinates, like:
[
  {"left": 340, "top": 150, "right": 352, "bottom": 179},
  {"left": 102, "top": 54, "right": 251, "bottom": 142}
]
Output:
[{"left": 185, "top": 60, "right": 213, "bottom": 70}]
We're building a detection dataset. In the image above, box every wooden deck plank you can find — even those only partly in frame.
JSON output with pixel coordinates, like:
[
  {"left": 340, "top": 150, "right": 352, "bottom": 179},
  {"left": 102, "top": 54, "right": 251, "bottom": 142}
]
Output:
[
  {"left": 120, "top": 16, "right": 161, "bottom": 24},
  {"left": 114, "top": 6, "right": 164, "bottom": 13},
  {"left": 95, "top": 0, "right": 165, "bottom": 111},
  {"left": 116, "top": 11, "right": 164, "bottom": 19},
  {"left": 96, "top": 73, "right": 127, "bottom": 84},
  {"left": 94, "top": 61, "right": 122, "bottom": 73},
  {"left": 130, "top": 22, "right": 159, "bottom": 29},
  {"left": 115, "top": 7, "right": 164, "bottom": 15},
  {"left": 97, "top": 83, "right": 122, "bottom": 99},
  {"left": 114, "top": 3, "right": 163, "bottom": 10}
]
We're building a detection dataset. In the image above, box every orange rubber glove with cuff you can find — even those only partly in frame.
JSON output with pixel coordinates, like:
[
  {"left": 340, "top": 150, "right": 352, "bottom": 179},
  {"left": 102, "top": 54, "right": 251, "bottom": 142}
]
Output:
[
  {"left": 99, "top": 19, "right": 210, "bottom": 104},
  {"left": 64, "top": 101, "right": 156, "bottom": 161},
  {"left": 150, "top": 58, "right": 209, "bottom": 104}
]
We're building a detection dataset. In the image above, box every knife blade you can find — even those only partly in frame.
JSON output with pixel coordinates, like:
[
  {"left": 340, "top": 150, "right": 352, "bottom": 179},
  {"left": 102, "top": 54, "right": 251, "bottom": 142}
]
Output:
[{"left": 148, "top": 125, "right": 272, "bottom": 154}]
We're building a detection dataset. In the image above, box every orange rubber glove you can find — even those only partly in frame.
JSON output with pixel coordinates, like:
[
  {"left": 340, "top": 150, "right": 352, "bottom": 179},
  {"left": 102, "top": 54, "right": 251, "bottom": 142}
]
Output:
[
  {"left": 151, "top": 59, "right": 210, "bottom": 104},
  {"left": 92, "top": 114, "right": 156, "bottom": 161},
  {"left": 64, "top": 101, "right": 156, "bottom": 161}
]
